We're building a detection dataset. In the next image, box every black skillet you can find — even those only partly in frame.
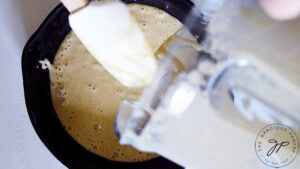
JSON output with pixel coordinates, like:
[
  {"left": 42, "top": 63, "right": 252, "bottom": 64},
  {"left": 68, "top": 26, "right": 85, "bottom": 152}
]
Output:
[{"left": 22, "top": 0, "right": 205, "bottom": 168}]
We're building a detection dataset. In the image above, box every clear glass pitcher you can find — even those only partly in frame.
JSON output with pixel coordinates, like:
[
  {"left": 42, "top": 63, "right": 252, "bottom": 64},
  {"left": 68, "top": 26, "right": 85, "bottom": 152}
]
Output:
[{"left": 115, "top": 0, "right": 300, "bottom": 168}]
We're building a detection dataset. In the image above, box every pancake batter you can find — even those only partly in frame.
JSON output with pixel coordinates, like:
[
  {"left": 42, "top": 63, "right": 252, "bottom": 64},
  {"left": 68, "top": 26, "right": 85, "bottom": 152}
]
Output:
[{"left": 50, "top": 4, "right": 182, "bottom": 162}]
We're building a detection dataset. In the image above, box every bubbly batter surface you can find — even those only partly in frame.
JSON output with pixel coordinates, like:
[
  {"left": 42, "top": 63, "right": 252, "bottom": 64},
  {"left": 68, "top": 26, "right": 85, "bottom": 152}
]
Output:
[{"left": 50, "top": 4, "right": 182, "bottom": 162}]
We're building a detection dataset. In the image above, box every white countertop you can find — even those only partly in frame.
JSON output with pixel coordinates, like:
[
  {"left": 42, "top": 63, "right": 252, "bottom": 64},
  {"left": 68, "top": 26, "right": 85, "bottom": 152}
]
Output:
[{"left": 0, "top": 0, "right": 66, "bottom": 168}]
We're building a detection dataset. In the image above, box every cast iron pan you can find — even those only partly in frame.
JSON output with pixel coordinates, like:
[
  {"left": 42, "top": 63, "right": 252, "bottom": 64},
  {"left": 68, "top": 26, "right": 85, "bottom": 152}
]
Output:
[{"left": 22, "top": 0, "right": 205, "bottom": 168}]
